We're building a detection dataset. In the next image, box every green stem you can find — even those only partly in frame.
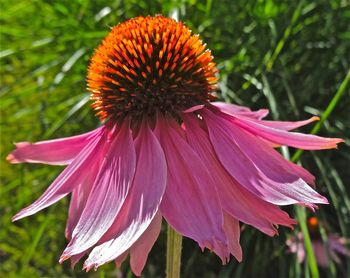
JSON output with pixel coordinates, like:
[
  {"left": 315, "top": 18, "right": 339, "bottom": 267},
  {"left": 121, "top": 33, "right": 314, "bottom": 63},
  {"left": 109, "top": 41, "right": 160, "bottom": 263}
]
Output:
[
  {"left": 295, "top": 206, "right": 319, "bottom": 278},
  {"left": 166, "top": 224, "right": 183, "bottom": 278}
]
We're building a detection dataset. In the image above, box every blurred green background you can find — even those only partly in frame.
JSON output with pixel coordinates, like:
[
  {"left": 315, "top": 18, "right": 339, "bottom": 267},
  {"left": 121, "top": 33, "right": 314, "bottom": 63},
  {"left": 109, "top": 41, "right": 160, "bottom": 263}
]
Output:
[{"left": 1, "top": 0, "right": 349, "bottom": 277}]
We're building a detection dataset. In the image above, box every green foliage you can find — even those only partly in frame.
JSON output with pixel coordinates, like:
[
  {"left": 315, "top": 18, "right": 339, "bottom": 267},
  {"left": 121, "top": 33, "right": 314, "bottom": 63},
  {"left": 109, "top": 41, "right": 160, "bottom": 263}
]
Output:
[{"left": 1, "top": 0, "right": 349, "bottom": 277}]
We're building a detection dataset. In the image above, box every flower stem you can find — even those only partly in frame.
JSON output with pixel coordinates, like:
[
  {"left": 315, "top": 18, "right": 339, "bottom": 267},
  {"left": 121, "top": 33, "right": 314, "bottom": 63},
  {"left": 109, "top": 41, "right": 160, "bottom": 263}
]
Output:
[
  {"left": 166, "top": 224, "right": 183, "bottom": 278},
  {"left": 295, "top": 206, "right": 319, "bottom": 278}
]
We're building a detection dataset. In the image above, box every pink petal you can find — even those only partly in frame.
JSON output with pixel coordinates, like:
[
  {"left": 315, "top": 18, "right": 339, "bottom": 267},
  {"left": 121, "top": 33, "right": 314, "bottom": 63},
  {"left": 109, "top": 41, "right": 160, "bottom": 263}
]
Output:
[
  {"left": 115, "top": 252, "right": 129, "bottom": 268},
  {"left": 65, "top": 162, "right": 100, "bottom": 239},
  {"left": 287, "top": 233, "right": 306, "bottom": 263},
  {"left": 183, "top": 114, "right": 295, "bottom": 235},
  {"left": 69, "top": 251, "right": 88, "bottom": 269},
  {"left": 82, "top": 122, "right": 167, "bottom": 269},
  {"left": 130, "top": 213, "right": 162, "bottom": 276},
  {"left": 202, "top": 109, "right": 327, "bottom": 208},
  {"left": 157, "top": 117, "right": 227, "bottom": 254},
  {"left": 12, "top": 127, "right": 107, "bottom": 221},
  {"left": 66, "top": 187, "right": 83, "bottom": 240},
  {"left": 223, "top": 212, "right": 242, "bottom": 262},
  {"left": 212, "top": 102, "right": 269, "bottom": 120},
  {"left": 297, "top": 242, "right": 306, "bottom": 263},
  {"left": 329, "top": 236, "right": 350, "bottom": 256},
  {"left": 7, "top": 126, "right": 103, "bottom": 165},
  {"left": 312, "top": 240, "right": 329, "bottom": 267},
  {"left": 214, "top": 102, "right": 320, "bottom": 131},
  {"left": 61, "top": 121, "right": 136, "bottom": 258},
  {"left": 228, "top": 113, "right": 343, "bottom": 150},
  {"left": 253, "top": 117, "right": 320, "bottom": 131}
]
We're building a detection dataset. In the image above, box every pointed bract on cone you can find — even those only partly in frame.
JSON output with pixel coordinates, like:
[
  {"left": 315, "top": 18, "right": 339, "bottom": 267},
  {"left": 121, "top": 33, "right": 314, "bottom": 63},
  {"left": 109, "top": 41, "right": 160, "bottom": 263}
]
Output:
[{"left": 8, "top": 15, "right": 343, "bottom": 276}]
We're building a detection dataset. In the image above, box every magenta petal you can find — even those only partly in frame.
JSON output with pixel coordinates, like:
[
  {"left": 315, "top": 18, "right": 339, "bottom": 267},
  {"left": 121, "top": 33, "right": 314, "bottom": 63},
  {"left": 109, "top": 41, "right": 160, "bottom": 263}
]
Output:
[
  {"left": 313, "top": 241, "right": 329, "bottom": 267},
  {"left": 61, "top": 121, "right": 136, "bottom": 258},
  {"left": 65, "top": 187, "right": 82, "bottom": 240},
  {"left": 223, "top": 213, "right": 242, "bottom": 262},
  {"left": 329, "top": 236, "right": 350, "bottom": 256},
  {"left": 203, "top": 109, "right": 327, "bottom": 208},
  {"left": 12, "top": 127, "right": 107, "bottom": 221},
  {"left": 130, "top": 213, "right": 162, "bottom": 276},
  {"left": 254, "top": 117, "right": 320, "bottom": 131},
  {"left": 183, "top": 114, "right": 295, "bottom": 235},
  {"left": 7, "top": 126, "right": 103, "bottom": 165},
  {"left": 65, "top": 163, "right": 99, "bottom": 239},
  {"left": 82, "top": 122, "right": 167, "bottom": 269},
  {"left": 230, "top": 114, "right": 343, "bottom": 150},
  {"left": 214, "top": 102, "right": 320, "bottom": 131},
  {"left": 114, "top": 252, "right": 128, "bottom": 268},
  {"left": 157, "top": 118, "right": 226, "bottom": 253},
  {"left": 68, "top": 251, "right": 88, "bottom": 269},
  {"left": 212, "top": 102, "right": 269, "bottom": 120}
]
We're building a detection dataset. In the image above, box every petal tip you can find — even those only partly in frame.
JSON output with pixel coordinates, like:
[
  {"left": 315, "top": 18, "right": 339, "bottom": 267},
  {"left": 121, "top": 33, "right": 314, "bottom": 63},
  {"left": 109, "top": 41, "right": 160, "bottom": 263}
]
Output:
[
  {"left": 320, "top": 196, "right": 329, "bottom": 205},
  {"left": 83, "top": 262, "right": 96, "bottom": 272},
  {"left": 59, "top": 252, "right": 71, "bottom": 264},
  {"left": 11, "top": 212, "right": 23, "bottom": 222},
  {"left": 6, "top": 153, "right": 18, "bottom": 164}
]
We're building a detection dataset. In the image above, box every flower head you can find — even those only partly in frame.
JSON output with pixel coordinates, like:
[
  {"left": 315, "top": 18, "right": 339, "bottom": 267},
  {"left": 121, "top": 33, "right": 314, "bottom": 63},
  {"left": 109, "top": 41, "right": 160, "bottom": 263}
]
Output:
[
  {"left": 8, "top": 15, "right": 343, "bottom": 275},
  {"left": 287, "top": 217, "right": 350, "bottom": 267},
  {"left": 88, "top": 15, "right": 217, "bottom": 121}
]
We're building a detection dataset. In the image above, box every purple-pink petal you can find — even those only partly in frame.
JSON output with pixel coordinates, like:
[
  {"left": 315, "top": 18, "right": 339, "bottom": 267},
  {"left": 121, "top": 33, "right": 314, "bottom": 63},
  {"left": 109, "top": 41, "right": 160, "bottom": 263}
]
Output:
[
  {"left": 230, "top": 113, "right": 343, "bottom": 150},
  {"left": 65, "top": 162, "right": 100, "bottom": 239},
  {"left": 253, "top": 117, "right": 320, "bottom": 131},
  {"left": 183, "top": 114, "right": 296, "bottom": 235},
  {"left": 212, "top": 102, "right": 269, "bottom": 120},
  {"left": 223, "top": 213, "right": 242, "bottom": 262},
  {"left": 157, "top": 117, "right": 227, "bottom": 254},
  {"left": 202, "top": 109, "right": 328, "bottom": 208},
  {"left": 61, "top": 121, "right": 136, "bottom": 258},
  {"left": 7, "top": 126, "right": 103, "bottom": 165},
  {"left": 12, "top": 127, "right": 107, "bottom": 221},
  {"left": 130, "top": 213, "right": 163, "bottom": 276},
  {"left": 82, "top": 122, "right": 167, "bottom": 269}
]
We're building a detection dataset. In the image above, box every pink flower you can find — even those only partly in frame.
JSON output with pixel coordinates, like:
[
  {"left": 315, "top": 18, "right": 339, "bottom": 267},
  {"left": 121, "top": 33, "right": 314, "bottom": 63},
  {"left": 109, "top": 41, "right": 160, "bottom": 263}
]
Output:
[
  {"left": 286, "top": 217, "right": 350, "bottom": 267},
  {"left": 8, "top": 16, "right": 343, "bottom": 275}
]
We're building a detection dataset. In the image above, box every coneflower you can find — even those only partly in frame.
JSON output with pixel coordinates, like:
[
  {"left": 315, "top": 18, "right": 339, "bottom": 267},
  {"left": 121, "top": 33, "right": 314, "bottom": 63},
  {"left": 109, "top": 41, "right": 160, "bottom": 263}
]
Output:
[
  {"left": 287, "top": 217, "right": 350, "bottom": 267},
  {"left": 8, "top": 15, "right": 343, "bottom": 275}
]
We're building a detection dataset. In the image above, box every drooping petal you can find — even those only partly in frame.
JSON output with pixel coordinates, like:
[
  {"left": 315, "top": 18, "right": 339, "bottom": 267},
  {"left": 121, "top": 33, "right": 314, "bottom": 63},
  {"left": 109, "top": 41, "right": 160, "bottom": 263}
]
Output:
[
  {"left": 70, "top": 250, "right": 89, "bottom": 269},
  {"left": 228, "top": 112, "right": 343, "bottom": 150},
  {"left": 212, "top": 102, "right": 269, "bottom": 120},
  {"left": 183, "top": 114, "right": 296, "bottom": 235},
  {"left": 7, "top": 126, "right": 103, "bottom": 165},
  {"left": 82, "top": 122, "right": 167, "bottom": 269},
  {"left": 130, "top": 213, "right": 162, "bottom": 276},
  {"left": 229, "top": 110, "right": 317, "bottom": 185},
  {"left": 329, "top": 236, "right": 350, "bottom": 256},
  {"left": 12, "top": 127, "right": 107, "bottom": 221},
  {"left": 61, "top": 121, "right": 136, "bottom": 258},
  {"left": 65, "top": 161, "right": 100, "bottom": 239},
  {"left": 313, "top": 241, "right": 329, "bottom": 267},
  {"left": 202, "top": 109, "right": 327, "bottom": 208},
  {"left": 213, "top": 102, "right": 321, "bottom": 132},
  {"left": 223, "top": 212, "right": 242, "bottom": 262},
  {"left": 253, "top": 117, "right": 320, "bottom": 131},
  {"left": 157, "top": 117, "right": 227, "bottom": 254},
  {"left": 115, "top": 252, "right": 129, "bottom": 268}
]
